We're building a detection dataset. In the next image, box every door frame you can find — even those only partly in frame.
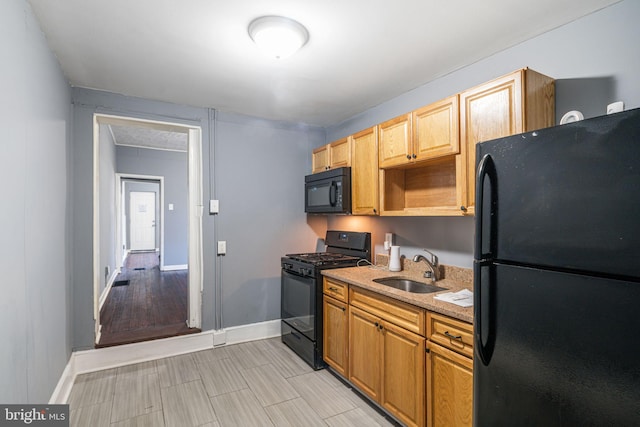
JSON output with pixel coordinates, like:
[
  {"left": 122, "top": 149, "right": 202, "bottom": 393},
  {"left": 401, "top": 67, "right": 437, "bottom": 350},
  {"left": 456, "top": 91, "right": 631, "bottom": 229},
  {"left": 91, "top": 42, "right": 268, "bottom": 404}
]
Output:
[
  {"left": 116, "top": 175, "right": 164, "bottom": 268},
  {"left": 93, "top": 113, "right": 203, "bottom": 344}
]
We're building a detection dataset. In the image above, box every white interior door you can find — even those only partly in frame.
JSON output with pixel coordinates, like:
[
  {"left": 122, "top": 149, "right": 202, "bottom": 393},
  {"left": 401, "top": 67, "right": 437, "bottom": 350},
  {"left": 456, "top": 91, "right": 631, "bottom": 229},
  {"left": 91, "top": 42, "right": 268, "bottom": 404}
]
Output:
[{"left": 130, "top": 191, "right": 156, "bottom": 250}]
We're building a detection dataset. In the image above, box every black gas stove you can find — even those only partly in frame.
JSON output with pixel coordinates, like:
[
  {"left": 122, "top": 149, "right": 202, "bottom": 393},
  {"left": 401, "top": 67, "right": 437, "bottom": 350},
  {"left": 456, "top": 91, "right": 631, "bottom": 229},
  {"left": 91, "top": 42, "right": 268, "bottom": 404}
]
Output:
[
  {"left": 281, "top": 231, "right": 371, "bottom": 369},
  {"left": 285, "top": 252, "right": 361, "bottom": 266}
]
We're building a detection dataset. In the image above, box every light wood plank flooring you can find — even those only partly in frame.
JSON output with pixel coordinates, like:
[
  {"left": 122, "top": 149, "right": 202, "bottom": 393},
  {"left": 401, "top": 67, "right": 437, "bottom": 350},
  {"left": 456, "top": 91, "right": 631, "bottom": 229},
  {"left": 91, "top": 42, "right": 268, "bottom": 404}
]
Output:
[{"left": 69, "top": 338, "right": 400, "bottom": 427}]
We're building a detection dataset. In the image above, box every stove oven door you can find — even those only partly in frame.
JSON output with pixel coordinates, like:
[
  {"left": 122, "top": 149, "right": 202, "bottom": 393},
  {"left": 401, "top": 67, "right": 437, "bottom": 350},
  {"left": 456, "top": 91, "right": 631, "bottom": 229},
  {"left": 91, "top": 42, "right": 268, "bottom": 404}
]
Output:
[{"left": 281, "top": 269, "right": 316, "bottom": 341}]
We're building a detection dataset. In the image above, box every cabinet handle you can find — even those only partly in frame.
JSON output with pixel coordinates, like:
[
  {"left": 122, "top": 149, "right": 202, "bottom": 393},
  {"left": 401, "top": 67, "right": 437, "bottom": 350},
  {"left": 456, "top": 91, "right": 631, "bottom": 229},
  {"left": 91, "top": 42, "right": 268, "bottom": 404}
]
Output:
[
  {"left": 444, "top": 331, "right": 462, "bottom": 340},
  {"left": 406, "top": 155, "right": 411, "bottom": 160},
  {"left": 341, "top": 307, "right": 346, "bottom": 312},
  {"left": 460, "top": 205, "right": 467, "bottom": 212},
  {"left": 412, "top": 153, "right": 417, "bottom": 159},
  {"left": 374, "top": 322, "right": 379, "bottom": 328},
  {"left": 328, "top": 287, "right": 339, "bottom": 292},
  {"left": 378, "top": 324, "right": 384, "bottom": 331}
]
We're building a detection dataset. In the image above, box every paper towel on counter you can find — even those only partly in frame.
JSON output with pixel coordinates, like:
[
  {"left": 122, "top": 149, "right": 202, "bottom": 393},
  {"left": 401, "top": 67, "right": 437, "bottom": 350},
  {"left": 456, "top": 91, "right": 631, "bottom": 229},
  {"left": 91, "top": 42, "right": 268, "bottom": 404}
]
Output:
[{"left": 434, "top": 289, "right": 473, "bottom": 308}]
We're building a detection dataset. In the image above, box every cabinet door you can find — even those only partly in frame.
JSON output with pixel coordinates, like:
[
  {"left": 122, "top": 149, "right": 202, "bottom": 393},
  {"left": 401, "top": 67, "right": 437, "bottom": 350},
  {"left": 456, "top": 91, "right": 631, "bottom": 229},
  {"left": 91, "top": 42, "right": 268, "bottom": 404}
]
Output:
[
  {"left": 323, "top": 295, "right": 349, "bottom": 377},
  {"left": 312, "top": 144, "right": 330, "bottom": 173},
  {"left": 427, "top": 342, "right": 473, "bottom": 427},
  {"left": 460, "top": 70, "right": 523, "bottom": 213},
  {"left": 378, "top": 113, "right": 412, "bottom": 168},
  {"left": 349, "top": 305, "right": 381, "bottom": 401},
  {"left": 382, "top": 321, "right": 426, "bottom": 427},
  {"left": 350, "top": 126, "right": 379, "bottom": 215},
  {"left": 413, "top": 95, "right": 460, "bottom": 161},
  {"left": 329, "top": 137, "right": 351, "bottom": 168}
]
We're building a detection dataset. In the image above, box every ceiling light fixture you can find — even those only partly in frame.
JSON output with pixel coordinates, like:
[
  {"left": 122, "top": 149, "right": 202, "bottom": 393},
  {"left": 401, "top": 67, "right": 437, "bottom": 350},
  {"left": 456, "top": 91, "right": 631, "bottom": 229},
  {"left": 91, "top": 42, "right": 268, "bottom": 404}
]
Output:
[{"left": 248, "top": 16, "right": 309, "bottom": 59}]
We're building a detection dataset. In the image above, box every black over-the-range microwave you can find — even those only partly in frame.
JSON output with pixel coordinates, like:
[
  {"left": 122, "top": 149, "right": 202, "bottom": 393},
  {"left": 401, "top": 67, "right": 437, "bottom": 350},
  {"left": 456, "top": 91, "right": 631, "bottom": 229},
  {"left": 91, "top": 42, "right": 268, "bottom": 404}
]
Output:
[{"left": 304, "top": 167, "right": 351, "bottom": 214}]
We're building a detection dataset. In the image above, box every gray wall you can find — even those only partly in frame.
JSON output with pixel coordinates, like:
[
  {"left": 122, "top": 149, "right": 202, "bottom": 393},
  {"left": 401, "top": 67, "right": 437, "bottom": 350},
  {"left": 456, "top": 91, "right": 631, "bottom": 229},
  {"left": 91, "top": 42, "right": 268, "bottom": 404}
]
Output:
[
  {"left": 117, "top": 145, "right": 188, "bottom": 266},
  {"left": 0, "top": 0, "right": 72, "bottom": 403},
  {"left": 324, "top": 0, "right": 640, "bottom": 269},
  {"left": 214, "top": 112, "right": 325, "bottom": 327},
  {"left": 99, "top": 124, "right": 117, "bottom": 294},
  {"left": 71, "top": 89, "right": 325, "bottom": 348}
]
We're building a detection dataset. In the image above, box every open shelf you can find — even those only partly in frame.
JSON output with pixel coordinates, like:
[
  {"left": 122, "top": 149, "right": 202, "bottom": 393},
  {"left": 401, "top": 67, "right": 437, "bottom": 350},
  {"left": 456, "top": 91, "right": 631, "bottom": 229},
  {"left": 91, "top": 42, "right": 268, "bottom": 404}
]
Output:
[{"left": 380, "top": 155, "right": 463, "bottom": 216}]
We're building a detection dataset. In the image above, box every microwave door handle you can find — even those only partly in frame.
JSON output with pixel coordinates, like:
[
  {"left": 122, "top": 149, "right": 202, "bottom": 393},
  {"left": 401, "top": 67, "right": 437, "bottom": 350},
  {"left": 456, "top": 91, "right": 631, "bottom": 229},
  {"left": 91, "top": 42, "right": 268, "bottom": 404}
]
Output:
[{"left": 329, "top": 181, "right": 337, "bottom": 206}]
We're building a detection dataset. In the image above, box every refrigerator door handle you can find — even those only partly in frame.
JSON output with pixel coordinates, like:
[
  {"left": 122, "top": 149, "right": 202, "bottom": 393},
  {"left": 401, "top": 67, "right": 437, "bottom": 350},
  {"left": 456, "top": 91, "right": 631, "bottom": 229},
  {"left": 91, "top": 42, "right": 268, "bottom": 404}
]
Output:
[
  {"left": 475, "top": 153, "right": 497, "bottom": 366},
  {"left": 474, "top": 261, "right": 495, "bottom": 365},
  {"left": 475, "top": 153, "right": 497, "bottom": 260}
]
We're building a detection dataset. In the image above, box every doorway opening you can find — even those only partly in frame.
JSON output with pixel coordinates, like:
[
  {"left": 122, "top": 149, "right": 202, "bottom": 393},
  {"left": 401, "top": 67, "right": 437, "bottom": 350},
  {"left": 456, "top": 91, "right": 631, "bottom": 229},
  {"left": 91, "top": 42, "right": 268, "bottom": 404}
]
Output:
[{"left": 93, "top": 114, "right": 203, "bottom": 347}]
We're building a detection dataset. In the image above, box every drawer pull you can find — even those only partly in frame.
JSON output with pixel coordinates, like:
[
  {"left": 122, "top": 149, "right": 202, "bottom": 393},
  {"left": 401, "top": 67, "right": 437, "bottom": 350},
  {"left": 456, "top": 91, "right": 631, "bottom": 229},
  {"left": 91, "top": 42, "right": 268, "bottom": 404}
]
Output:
[
  {"left": 341, "top": 307, "right": 346, "bottom": 313},
  {"left": 328, "top": 287, "right": 339, "bottom": 292},
  {"left": 444, "top": 331, "right": 462, "bottom": 340}
]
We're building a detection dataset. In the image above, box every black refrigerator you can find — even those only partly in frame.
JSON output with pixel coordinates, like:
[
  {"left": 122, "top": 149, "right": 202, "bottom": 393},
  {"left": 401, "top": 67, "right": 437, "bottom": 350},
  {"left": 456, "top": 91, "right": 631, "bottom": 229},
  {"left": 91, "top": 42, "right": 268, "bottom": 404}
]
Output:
[{"left": 473, "top": 108, "right": 640, "bottom": 426}]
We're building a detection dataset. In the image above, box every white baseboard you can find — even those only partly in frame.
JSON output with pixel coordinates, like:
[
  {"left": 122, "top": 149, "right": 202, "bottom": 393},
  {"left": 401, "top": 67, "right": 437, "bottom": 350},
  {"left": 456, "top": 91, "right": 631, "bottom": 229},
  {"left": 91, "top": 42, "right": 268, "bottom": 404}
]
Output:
[
  {"left": 221, "top": 319, "right": 281, "bottom": 346},
  {"left": 98, "top": 269, "right": 120, "bottom": 311},
  {"left": 161, "top": 264, "right": 188, "bottom": 271},
  {"left": 49, "top": 319, "right": 282, "bottom": 404}
]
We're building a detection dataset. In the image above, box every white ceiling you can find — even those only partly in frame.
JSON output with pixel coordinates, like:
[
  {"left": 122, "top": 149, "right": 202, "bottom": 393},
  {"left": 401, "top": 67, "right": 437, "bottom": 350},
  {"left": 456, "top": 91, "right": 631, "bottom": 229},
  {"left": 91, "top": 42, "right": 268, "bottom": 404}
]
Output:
[{"left": 28, "top": 0, "right": 619, "bottom": 127}]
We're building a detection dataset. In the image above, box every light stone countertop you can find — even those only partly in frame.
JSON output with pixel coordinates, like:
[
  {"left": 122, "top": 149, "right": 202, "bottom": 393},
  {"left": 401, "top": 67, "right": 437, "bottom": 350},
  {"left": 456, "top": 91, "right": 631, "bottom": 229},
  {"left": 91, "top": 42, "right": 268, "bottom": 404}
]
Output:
[{"left": 321, "top": 255, "right": 474, "bottom": 324}]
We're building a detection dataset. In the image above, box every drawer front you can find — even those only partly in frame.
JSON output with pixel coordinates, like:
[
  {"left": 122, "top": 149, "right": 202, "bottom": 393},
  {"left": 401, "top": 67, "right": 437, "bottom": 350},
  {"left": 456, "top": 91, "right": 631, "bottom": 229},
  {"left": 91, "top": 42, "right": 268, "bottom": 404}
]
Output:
[
  {"left": 324, "top": 278, "right": 348, "bottom": 302},
  {"left": 427, "top": 312, "right": 473, "bottom": 358},
  {"left": 350, "top": 287, "right": 425, "bottom": 336}
]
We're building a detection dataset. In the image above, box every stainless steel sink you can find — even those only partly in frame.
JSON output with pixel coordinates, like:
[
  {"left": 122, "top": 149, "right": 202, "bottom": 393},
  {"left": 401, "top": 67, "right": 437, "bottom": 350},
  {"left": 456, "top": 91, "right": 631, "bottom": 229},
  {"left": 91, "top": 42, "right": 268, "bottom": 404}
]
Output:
[{"left": 372, "top": 277, "right": 447, "bottom": 294}]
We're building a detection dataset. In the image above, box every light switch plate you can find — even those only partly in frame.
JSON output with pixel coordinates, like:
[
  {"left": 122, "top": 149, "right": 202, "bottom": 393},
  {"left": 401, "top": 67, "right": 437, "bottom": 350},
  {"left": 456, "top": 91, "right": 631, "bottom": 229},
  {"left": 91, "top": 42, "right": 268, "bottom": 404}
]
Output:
[
  {"left": 209, "top": 199, "right": 219, "bottom": 214},
  {"left": 217, "top": 241, "right": 226, "bottom": 255}
]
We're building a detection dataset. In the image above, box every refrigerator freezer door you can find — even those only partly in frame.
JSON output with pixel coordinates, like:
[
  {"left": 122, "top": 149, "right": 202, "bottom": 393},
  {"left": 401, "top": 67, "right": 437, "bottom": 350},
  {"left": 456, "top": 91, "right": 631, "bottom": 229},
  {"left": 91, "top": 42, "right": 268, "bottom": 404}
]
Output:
[
  {"left": 475, "top": 109, "right": 640, "bottom": 279},
  {"left": 474, "top": 262, "right": 640, "bottom": 426}
]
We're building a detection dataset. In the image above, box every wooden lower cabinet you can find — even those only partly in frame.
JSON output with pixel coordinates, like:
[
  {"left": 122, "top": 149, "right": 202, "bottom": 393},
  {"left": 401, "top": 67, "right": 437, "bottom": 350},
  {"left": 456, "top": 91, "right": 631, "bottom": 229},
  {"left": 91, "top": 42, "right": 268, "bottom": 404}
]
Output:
[
  {"left": 323, "top": 280, "right": 474, "bottom": 427},
  {"left": 426, "top": 341, "right": 473, "bottom": 427},
  {"left": 322, "top": 295, "right": 349, "bottom": 377},
  {"left": 381, "top": 321, "right": 426, "bottom": 427},
  {"left": 348, "top": 305, "right": 382, "bottom": 401},
  {"left": 349, "top": 305, "right": 426, "bottom": 427}
]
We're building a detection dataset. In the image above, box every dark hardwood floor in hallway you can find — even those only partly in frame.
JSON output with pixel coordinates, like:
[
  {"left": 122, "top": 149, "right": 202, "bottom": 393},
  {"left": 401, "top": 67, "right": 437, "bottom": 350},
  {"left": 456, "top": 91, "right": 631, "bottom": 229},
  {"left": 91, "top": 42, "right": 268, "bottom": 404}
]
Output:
[{"left": 97, "top": 252, "right": 200, "bottom": 348}]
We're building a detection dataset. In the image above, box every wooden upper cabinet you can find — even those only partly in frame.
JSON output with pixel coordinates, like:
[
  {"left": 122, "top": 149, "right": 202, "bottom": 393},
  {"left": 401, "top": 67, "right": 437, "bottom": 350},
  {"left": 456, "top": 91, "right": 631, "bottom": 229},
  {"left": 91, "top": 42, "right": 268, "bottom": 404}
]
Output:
[
  {"left": 329, "top": 137, "right": 350, "bottom": 168},
  {"left": 379, "top": 96, "right": 459, "bottom": 169},
  {"left": 460, "top": 68, "right": 554, "bottom": 214},
  {"left": 351, "top": 126, "right": 379, "bottom": 215},
  {"left": 311, "top": 138, "right": 351, "bottom": 173},
  {"left": 378, "top": 113, "right": 412, "bottom": 168},
  {"left": 413, "top": 95, "right": 460, "bottom": 161},
  {"left": 311, "top": 144, "right": 330, "bottom": 173}
]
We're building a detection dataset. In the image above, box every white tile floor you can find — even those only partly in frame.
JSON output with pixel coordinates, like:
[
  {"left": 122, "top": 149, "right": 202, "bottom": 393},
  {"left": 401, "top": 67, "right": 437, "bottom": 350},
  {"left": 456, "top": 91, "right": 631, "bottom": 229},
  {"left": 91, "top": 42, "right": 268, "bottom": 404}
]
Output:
[{"left": 68, "top": 337, "right": 400, "bottom": 427}]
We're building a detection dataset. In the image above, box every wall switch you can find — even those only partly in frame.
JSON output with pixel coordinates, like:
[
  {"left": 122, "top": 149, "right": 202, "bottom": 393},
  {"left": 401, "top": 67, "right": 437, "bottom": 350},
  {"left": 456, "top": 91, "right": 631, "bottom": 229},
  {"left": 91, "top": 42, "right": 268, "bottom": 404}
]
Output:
[
  {"left": 209, "top": 199, "right": 219, "bottom": 214},
  {"left": 607, "top": 101, "right": 624, "bottom": 115},
  {"left": 217, "top": 241, "right": 226, "bottom": 255},
  {"left": 168, "top": 203, "right": 174, "bottom": 211}
]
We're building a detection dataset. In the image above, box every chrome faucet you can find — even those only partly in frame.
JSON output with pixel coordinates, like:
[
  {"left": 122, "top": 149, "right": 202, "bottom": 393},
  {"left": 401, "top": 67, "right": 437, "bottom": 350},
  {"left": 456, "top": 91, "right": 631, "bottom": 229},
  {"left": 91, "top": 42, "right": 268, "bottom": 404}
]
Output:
[{"left": 412, "top": 249, "right": 440, "bottom": 283}]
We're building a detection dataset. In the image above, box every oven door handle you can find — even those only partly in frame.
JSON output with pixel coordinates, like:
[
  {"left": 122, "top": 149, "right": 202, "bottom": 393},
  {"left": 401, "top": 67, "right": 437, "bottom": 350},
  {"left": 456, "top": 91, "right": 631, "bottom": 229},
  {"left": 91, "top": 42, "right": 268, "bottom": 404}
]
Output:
[{"left": 282, "top": 267, "right": 310, "bottom": 279}]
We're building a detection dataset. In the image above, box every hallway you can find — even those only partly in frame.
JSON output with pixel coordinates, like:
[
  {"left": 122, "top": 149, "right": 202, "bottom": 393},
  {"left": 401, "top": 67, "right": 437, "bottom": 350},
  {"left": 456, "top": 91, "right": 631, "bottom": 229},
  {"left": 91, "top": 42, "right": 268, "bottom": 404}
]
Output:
[{"left": 98, "top": 252, "right": 200, "bottom": 347}]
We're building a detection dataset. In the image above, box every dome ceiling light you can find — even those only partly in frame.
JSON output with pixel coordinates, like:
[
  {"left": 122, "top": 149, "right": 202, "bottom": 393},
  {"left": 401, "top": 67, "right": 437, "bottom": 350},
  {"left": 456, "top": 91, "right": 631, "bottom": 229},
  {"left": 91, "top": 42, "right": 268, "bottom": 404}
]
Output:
[{"left": 248, "top": 16, "right": 309, "bottom": 59}]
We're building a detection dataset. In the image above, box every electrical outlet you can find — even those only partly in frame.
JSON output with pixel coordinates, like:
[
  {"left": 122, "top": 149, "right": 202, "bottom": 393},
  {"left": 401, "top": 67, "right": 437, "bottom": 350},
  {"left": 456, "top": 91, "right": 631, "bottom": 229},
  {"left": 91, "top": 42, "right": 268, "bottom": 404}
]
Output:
[
  {"left": 384, "top": 232, "right": 394, "bottom": 250},
  {"left": 217, "top": 241, "right": 227, "bottom": 255},
  {"left": 607, "top": 101, "right": 624, "bottom": 115}
]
